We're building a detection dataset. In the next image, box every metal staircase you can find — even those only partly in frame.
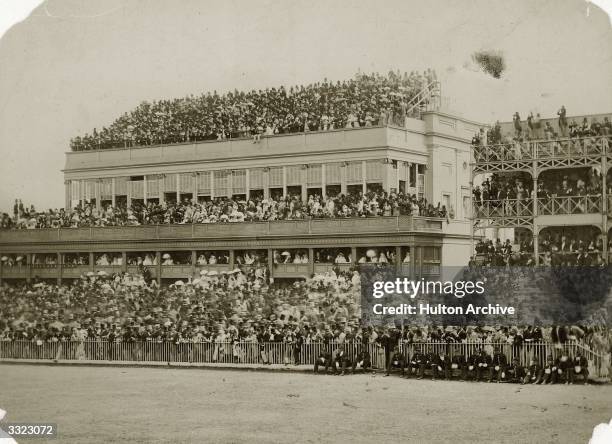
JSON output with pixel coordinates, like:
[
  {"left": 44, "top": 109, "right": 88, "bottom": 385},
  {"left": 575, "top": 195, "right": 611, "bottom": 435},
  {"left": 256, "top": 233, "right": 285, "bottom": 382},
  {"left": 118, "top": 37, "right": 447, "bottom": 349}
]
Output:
[{"left": 405, "top": 80, "right": 441, "bottom": 118}]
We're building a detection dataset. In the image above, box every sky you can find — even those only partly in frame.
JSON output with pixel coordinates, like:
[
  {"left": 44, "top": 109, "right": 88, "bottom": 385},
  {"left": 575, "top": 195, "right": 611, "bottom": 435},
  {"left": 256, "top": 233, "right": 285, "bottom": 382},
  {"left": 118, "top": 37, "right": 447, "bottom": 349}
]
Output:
[{"left": 0, "top": 0, "right": 610, "bottom": 211}]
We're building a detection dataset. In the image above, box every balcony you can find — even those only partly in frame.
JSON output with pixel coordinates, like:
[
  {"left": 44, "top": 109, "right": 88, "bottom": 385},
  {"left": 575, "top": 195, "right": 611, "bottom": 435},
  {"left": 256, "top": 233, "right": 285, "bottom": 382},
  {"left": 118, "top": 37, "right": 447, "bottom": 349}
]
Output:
[
  {"left": 313, "top": 263, "right": 354, "bottom": 274},
  {"left": 474, "top": 199, "right": 534, "bottom": 219},
  {"left": 30, "top": 264, "right": 58, "bottom": 278},
  {"left": 273, "top": 263, "right": 311, "bottom": 278},
  {"left": 473, "top": 136, "right": 612, "bottom": 172},
  {"left": 0, "top": 216, "right": 443, "bottom": 245},
  {"left": 160, "top": 265, "right": 194, "bottom": 279},
  {"left": 537, "top": 195, "right": 603, "bottom": 216}
]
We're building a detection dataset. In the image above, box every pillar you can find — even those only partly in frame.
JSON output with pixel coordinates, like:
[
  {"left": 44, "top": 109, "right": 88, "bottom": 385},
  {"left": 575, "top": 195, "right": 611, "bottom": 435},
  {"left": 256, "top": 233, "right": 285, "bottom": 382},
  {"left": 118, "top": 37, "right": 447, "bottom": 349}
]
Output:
[
  {"left": 282, "top": 166, "right": 287, "bottom": 198},
  {"left": 301, "top": 166, "right": 308, "bottom": 203},
  {"left": 126, "top": 180, "right": 132, "bottom": 208},
  {"left": 395, "top": 246, "right": 402, "bottom": 274},
  {"left": 267, "top": 249, "right": 274, "bottom": 283},
  {"left": 601, "top": 154, "right": 608, "bottom": 262},
  {"left": 263, "top": 168, "right": 270, "bottom": 199},
  {"left": 80, "top": 179, "right": 85, "bottom": 206},
  {"left": 89, "top": 252, "right": 95, "bottom": 272},
  {"left": 111, "top": 178, "right": 116, "bottom": 207},
  {"left": 143, "top": 175, "right": 148, "bottom": 205},
  {"left": 361, "top": 161, "right": 367, "bottom": 194},
  {"left": 245, "top": 169, "right": 251, "bottom": 200},
  {"left": 122, "top": 252, "right": 127, "bottom": 273},
  {"left": 340, "top": 163, "right": 347, "bottom": 195},
  {"left": 308, "top": 248, "right": 314, "bottom": 277},
  {"left": 156, "top": 251, "right": 162, "bottom": 285},
  {"left": 321, "top": 164, "right": 326, "bottom": 198},
  {"left": 191, "top": 250, "right": 197, "bottom": 278},
  {"left": 159, "top": 174, "right": 165, "bottom": 204},
  {"left": 64, "top": 180, "right": 71, "bottom": 209},
  {"left": 351, "top": 247, "right": 357, "bottom": 264},
  {"left": 533, "top": 169, "right": 539, "bottom": 265},
  {"left": 26, "top": 253, "right": 32, "bottom": 283},
  {"left": 95, "top": 180, "right": 101, "bottom": 211},
  {"left": 210, "top": 171, "right": 215, "bottom": 200},
  {"left": 57, "top": 252, "right": 62, "bottom": 285},
  {"left": 192, "top": 172, "right": 198, "bottom": 203},
  {"left": 175, "top": 173, "right": 180, "bottom": 203}
]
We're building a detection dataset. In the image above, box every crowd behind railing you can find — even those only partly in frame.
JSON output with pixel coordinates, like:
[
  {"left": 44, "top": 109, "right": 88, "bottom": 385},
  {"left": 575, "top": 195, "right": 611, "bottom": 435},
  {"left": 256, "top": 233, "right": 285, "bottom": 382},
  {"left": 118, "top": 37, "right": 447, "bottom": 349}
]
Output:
[
  {"left": 69, "top": 70, "right": 438, "bottom": 151},
  {"left": 474, "top": 232, "right": 612, "bottom": 267},
  {"left": 473, "top": 106, "right": 612, "bottom": 148},
  {"left": 0, "top": 191, "right": 449, "bottom": 230},
  {"left": 473, "top": 168, "right": 610, "bottom": 217},
  {"left": 0, "top": 267, "right": 607, "bottom": 348}
]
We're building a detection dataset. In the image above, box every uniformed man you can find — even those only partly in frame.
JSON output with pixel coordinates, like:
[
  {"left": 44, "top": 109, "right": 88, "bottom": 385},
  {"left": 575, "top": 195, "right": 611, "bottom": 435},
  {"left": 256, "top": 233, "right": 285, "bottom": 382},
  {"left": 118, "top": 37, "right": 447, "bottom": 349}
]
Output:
[
  {"left": 409, "top": 347, "right": 427, "bottom": 379},
  {"left": 523, "top": 358, "right": 542, "bottom": 384},
  {"left": 351, "top": 350, "right": 372, "bottom": 374},
  {"left": 506, "top": 357, "right": 525, "bottom": 383},
  {"left": 450, "top": 353, "right": 467, "bottom": 380},
  {"left": 541, "top": 355, "right": 558, "bottom": 385},
  {"left": 466, "top": 350, "right": 481, "bottom": 381},
  {"left": 489, "top": 347, "right": 508, "bottom": 383},
  {"left": 569, "top": 353, "right": 589, "bottom": 385},
  {"left": 555, "top": 351, "right": 571, "bottom": 384},
  {"left": 334, "top": 348, "right": 351, "bottom": 376},
  {"left": 384, "top": 346, "right": 405, "bottom": 377},
  {"left": 430, "top": 351, "right": 451, "bottom": 380},
  {"left": 314, "top": 349, "right": 333, "bottom": 374}
]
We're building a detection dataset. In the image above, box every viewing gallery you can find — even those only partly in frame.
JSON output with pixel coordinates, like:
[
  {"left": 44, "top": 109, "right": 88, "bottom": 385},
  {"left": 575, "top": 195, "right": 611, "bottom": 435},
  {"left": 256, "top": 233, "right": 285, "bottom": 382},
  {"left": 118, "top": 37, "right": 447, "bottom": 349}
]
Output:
[{"left": 0, "top": 100, "right": 476, "bottom": 284}]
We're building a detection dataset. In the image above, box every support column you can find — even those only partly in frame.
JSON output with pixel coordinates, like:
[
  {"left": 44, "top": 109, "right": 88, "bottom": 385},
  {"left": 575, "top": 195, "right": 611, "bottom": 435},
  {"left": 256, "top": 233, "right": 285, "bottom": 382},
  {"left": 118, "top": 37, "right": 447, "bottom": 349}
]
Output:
[
  {"left": 351, "top": 247, "right": 357, "bottom": 265},
  {"left": 57, "top": 252, "right": 62, "bottom": 285},
  {"left": 308, "top": 248, "right": 314, "bottom": 277},
  {"left": 122, "top": 252, "right": 127, "bottom": 273},
  {"left": 191, "top": 250, "right": 197, "bottom": 279},
  {"left": 175, "top": 173, "right": 180, "bottom": 203},
  {"left": 601, "top": 154, "right": 608, "bottom": 263},
  {"left": 245, "top": 169, "right": 250, "bottom": 200},
  {"left": 301, "top": 166, "right": 308, "bottom": 203},
  {"left": 26, "top": 253, "right": 32, "bottom": 283},
  {"left": 156, "top": 252, "right": 162, "bottom": 285},
  {"left": 80, "top": 180, "right": 85, "bottom": 206},
  {"left": 532, "top": 167, "right": 539, "bottom": 265},
  {"left": 263, "top": 168, "right": 270, "bottom": 199},
  {"left": 267, "top": 249, "right": 274, "bottom": 283},
  {"left": 64, "top": 180, "right": 71, "bottom": 209},
  {"left": 126, "top": 180, "right": 132, "bottom": 208},
  {"left": 282, "top": 166, "right": 287, "bottom": 198},
  {"left": 321, "top": 164, "right": 326, "bottom": 198},
  {"left": 210, "top": 171, "right": 215, "bottom": 200},
  {"left": 229, "top": 250, "right": 235, "bottom": 270},
  {"left": 362, "top": 161, "right": 367, "bottom": 194},
  {"left": 111, "top": 178, "right": 116, "bottom": 207},
  {"left": 95, "top": 180, "right": 101, "bottom": 211},
  {"left": 159, "top": 174, "right": 165, "bottom": 204},
  {"left": 89, "top": 252, "right": 95, "bottom": 272},
  {"left": 383, "top": 159, "right": 392, "bottom": 193},
  {"left": 395, "top": 246, "right": 402, "bottom": 274},
  {"left": 143, "top": 175, "right": 148, "bottom": 205},
  {"left": 340, "top": 163, "right": 347, "bottom": 195},
  {"left": 192, "top": 172, "right": 198, "bottom": 203}
]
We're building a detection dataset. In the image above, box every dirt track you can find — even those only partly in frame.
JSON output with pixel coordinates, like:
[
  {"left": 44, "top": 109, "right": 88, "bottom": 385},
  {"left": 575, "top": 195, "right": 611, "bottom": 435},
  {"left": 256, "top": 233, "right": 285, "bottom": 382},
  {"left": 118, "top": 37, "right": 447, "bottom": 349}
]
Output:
[{"left": 0, "top": 364, "right": 610, "bottom": 443}]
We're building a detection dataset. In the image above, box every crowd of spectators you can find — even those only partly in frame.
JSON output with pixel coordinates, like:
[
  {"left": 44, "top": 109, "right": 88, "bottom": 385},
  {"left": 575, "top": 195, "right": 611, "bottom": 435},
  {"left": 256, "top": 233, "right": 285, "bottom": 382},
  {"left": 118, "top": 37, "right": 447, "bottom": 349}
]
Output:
[
  {"left": 473, "top": 168, "right": 607, "bottom": 217},
  {"left": 0, "top": 191, "right": 449, "bottom": 230},
  {"left": 472, "top": 107, "right": 612, "bottom": 147},
  {"left": 0, "top": 268, "right": 601, "bottom": 349},
  {"left": 69, "top": 70, "right": 438, "bottom": 151}
]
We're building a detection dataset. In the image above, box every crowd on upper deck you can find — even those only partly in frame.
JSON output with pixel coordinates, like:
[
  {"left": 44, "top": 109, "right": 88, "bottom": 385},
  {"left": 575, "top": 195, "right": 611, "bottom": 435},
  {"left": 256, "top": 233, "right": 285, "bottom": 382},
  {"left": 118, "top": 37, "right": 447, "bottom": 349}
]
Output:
[
  {"left": 471, "top": 106, "right": 612, "bottom": 147},
  {"left": 69, "top": 70, "right": 438, "bottom": 151},
  {"left": 0, "top": 191, "right": 449, "bottom": 230}
]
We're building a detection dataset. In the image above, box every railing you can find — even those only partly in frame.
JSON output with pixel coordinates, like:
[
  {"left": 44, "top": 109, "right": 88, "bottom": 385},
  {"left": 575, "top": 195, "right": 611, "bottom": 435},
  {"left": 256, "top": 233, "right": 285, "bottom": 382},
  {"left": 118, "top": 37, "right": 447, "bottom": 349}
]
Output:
[
  {"left": 0, "top": 216, "right": 443, "bottom": 244},
  {"left": 401, "top": 341, "right": 608, "bottom": 379},
  {"left": 473, "top": 135, "right": 610, "bottom": 163},
  {"left": 0, "top": 340, "right": 386, "bottom": 369},
  {"left": 0, "top": 340, "right": 606, "bottom": 379},
  {"left": 474, "top": 199, "right": 534, "bottom": 218},
  {"left": 537, "top": 195, "right": 603, "bottom": 215},
  {"left": 537, "top": 251, "right": 607, "bottom": 265}
]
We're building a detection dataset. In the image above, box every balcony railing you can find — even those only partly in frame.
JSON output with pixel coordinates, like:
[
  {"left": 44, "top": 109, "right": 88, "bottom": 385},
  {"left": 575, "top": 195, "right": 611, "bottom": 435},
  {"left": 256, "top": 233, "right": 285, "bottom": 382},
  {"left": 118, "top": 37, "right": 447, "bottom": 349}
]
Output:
[
  {"left": 473, "top": 135, "right": 610, "bottom": 163},
  {"left": 537, "top": 195, "right": 603, "bottom": 216},
  {"left": 0, "top": 216, "right": 443, "bottom": 244},
  {"left": 474, "top": 199, "right": 534, "bottom": 218}
]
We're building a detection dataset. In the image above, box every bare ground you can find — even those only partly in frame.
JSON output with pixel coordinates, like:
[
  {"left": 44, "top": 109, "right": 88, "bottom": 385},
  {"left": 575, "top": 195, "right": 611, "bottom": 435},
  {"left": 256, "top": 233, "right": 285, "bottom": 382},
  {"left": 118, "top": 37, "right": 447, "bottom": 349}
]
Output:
[{"left": 0, "top": 364, "right": 610, "bottom": 444}]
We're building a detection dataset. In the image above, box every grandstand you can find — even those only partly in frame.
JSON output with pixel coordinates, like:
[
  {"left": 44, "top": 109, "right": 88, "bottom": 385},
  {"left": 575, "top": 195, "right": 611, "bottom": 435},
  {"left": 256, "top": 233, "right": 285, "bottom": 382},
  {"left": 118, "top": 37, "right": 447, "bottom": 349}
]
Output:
[
  {"left": 471, "top": 110, "right": 612, "bottom": 266},
  {"left": 0, "top": 78, "right": 477, "bottom": 284}
]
